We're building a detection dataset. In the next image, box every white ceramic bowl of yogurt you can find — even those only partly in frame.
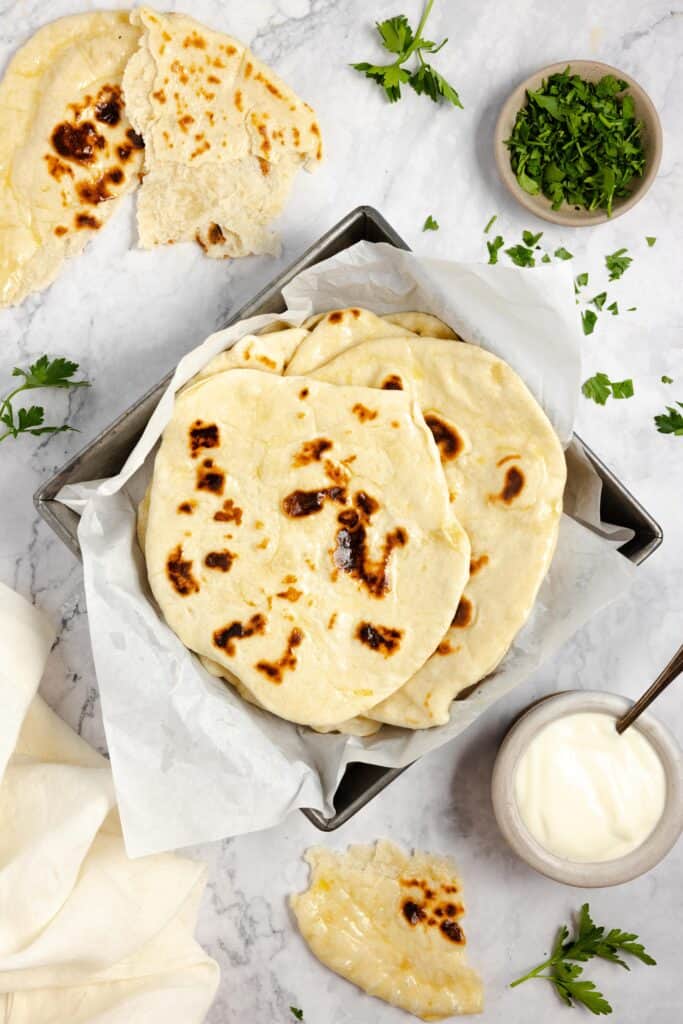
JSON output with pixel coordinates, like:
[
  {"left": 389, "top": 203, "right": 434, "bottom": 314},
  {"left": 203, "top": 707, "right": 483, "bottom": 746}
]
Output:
[{"left": 491, "top": 691, "right": 683, "bottom": 887}]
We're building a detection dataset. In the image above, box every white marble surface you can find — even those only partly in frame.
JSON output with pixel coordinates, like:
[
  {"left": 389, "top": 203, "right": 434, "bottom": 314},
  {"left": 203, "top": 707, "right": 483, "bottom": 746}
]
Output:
[{"left": 1, "top": 0, "right": 682, "bottom": 1021}]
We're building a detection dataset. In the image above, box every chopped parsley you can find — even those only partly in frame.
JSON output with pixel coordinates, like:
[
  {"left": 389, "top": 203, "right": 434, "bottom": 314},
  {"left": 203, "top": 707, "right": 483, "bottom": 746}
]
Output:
[
  {"left": 289, "top": 1009, "right": 304, "bottom": 1021},
  {"left": 423, "top": 214, "right": 439, "bottom": 231},
  {"left": 484, "top": 214, "right": 498, "bottom": 233},
  {"left": 575, "top": 272, "right": 589, "bottom": 289},
  {"left": 582, "top": 372, "right": 634, "bottom": 404},
  {"left": 554, "top": 247, "right": 573, "bottom": 260},
  {"left": 487, "top": 234, "right": 505, "bottom": 264},
  {"left": 522, "top": 229, "right": 543, "bottom": 247},
  {"left": 605, "top": 247, "right": 632, "bottom": 280},
  {"left": 510, "top": 903, "right": 655, "bottom": 1014},
  {"left": 582, "top": 310, "right": 598, "bottom": 335},
  {"left": 654, "top": 403, "right": 683, "bottom": 435},
  {"left": 607, "top": 301, "right": 619, "bottom": 316},
  {"left": 661, "top": 375, "right": 673, "bottom": 384},
  {"left": 352, "top": 1, "right": 462, "bottom": 107},
  {"left": 541, "top": 253, "right": 551, "bottom": 263},
  {"left": 504, "top": 69, "right": 646, "bottom": 216},
  {"left": 646, "top": 236, "right": 656, "bottom": 247},
  {"left": 506, "top": 244, "right": 536, "bottom": 267},
  {"left": 591, "top": 292, "right": 607, "bottom": 310}
]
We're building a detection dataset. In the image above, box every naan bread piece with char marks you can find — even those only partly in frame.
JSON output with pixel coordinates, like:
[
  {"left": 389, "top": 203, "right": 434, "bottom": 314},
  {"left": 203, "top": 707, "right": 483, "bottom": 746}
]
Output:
[
  {"left": 0, "top": 12, "right": 143, "bottom": 307},
  {"left": 183, "top": 327, "right": 309, "bottom": 391},
  {"left": 291, "top": 841, "right": 483, "bottom": 1019},
  {"left": 311, "top": 337, "right": 566, "bottom": 728},
  {"left": 382, "top": 311, "right": 460, "bottom": 339},
  {"left": 285, "top": 307, "right": 412, "bottom": 376},
  {"left": 123, "top": 8, "right": 322, "bottom": 258},
  {"left": 143, "top": 369, "right": 470, "bottom": 727}
]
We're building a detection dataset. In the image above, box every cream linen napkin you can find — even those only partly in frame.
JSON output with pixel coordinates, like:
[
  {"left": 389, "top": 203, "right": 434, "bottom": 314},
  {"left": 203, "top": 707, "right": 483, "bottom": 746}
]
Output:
[{"left": 0, "top": 582, "right": 219, "bottom": 1024}]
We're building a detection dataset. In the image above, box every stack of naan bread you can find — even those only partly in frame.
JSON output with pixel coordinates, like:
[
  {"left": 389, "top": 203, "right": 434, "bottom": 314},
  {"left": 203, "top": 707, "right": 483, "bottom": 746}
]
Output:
[
  {"left": 139, "top": 309, "right": 566, "bottom": 733},
  {"left": 0, "top": 8, "right": 322, "bottom": 307}
]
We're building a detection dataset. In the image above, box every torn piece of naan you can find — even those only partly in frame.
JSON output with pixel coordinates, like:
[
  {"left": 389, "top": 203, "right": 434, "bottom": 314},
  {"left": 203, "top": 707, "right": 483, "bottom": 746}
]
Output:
[{"left": 123, "top": 7, "right": 322, "bottom": 258}]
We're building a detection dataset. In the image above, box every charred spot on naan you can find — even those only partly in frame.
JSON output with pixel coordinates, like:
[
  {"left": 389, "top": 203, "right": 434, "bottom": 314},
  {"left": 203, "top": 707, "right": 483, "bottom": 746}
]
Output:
[
  {"left": 213, "top": 612, "right": 266, "bottom": 655},
  {"left": 424, "top": 412, "right": 463, "bottom": 461},
  {"left": 352, "top": 403, "right": 377, "bottom": 423},
  {"left": 298, "top": 387, "right": 309, "bottom": 400},
  {"left": 333, "top": 492, "right": 407, "bottom": 598},
  {"left": 491, "top": 465, "right": 525, "bottom": 504},
  {"left": 74, "top": 212, "right": 100, "bottom": 230},
  {"left": 282, "top": 486, "right": 346, "bottom": 518},
  {"left": 196, "top": 458, "right": 225, "bottom": 495},
  {"left": 452, "top": 596, "right": 473, "bottom": 629},
  {"left": 214, "top": 499, "right": 243, "bottom": 524},
  {"left": 277, "top": 586, "right": 302, "bottom": 602},
  {"left": 469, "top": 554, "right": 489, "bottom": 575},
  {"left": 356, "top": 621, "right": 403, "bottom": 655},
  {"left": 189, "top": 420, "right": 220, "bottom": 458},
  {"left": 51, "top": 120, "right": 105, "bottom": 164},
  {"left": 166, "top": 544, "right": 200, "bottom": 595},
  {"left": 93, "top": 84, "right": 123, "bottom": 126},
  {"left": 399, "top": 878, "right": 466, "bottom": 944},
  {"left": 178, "top": 500, "right": 196, "bottom": 514},
  {"left": 75, "top": 167, "right": 126, "bottom": 205},
  {"left": 381, "top": 374, "right": 403, "bottom": 390},
  {"left": 204, "top": 549, "right": 236, "bottom": 571},
  {"left": 255, "top": 627, "right": 303, "bottom": 683},
  {"left": 292, "top": 438, "right": 333, "bottom": 466}
]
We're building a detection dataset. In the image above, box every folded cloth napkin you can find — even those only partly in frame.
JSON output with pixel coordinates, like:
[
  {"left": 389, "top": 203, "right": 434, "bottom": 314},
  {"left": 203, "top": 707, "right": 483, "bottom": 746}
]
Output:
[{"left": 0, "top": 582, "right": 219, "bottom": 1023}]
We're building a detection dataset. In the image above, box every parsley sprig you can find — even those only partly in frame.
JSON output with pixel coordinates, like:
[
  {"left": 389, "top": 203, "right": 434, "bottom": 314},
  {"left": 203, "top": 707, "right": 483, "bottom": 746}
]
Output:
[
  {"left": 655, "top": 402, "right": 683, "bottom": 435},
  {"left": 505, "top": 69, "right": 646, "bottom": 215},
  {"left": 352, "top": 1, "right": 462, "bottom": 107},
  {"left": 0, "top": 356, "right": 89, "bottom": 445},
  {"left": 511, "top": 904, "right": 655, "bottom": 1015},
  {"left": 582, "top": 372, "right": 634, "bottom": 404}
]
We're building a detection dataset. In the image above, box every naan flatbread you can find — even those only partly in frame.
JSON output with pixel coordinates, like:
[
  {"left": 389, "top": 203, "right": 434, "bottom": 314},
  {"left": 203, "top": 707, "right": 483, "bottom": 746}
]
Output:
[
  {"left": 123, "top": 8, "right": 322, "bottom": 257},
  {"left": 383, "top": 311, "right": 460, "bottom": 339},
  {"left": 285, "top": 307, "right": 411, "bottom": 376},
  {"left": 311, "top": 337, "right": 566, "bottom": 727},
  {"left": 143, "top": 370, "right": 470, "bottom": 727},
  {"left": 291, "top": 841, "right": 483, "bottom": 1019},
  {"left": 0, "top": 12, "right": 143, "bottom": 307}
]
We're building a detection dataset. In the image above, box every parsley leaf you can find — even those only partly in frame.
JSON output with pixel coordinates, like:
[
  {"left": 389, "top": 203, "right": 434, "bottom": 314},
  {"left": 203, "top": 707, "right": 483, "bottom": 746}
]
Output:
[
  {"left": 504, "top": 68, "right": 646, "bottom": 216},
  {"left": 289, "top": 1009, "right": 304, "bottom": 1021},
  {"left": 511, "top": 903, "right": 654, "bottom": 1014},
  {"left": 605, "top": 247, "right": 632, "bottom": 280},
  {"left": 487, "top": 234, "right": 505, "bottom": 264},
  {"left": 645, "top": 236, "right": 656, "bottom": 247},
  {"left": 582, "top": 372, "right": 634, "bottom": 404},
  {"left": 506, "top": 244, "right": 535, "bottom": 267},
  {"left": 352, "top": 1, "right": 462, "bottom": 108},
  {"left": 592, "top": 292, "right": 608, "bottom": 310},
  {"left": 554, "top": 246, "right": 573, "bottom": 260},
  {"left": 582, "top": 310, "right": 598, "bottom": 335},
  {"left": 0, "top": 356, "right": 89, "bottom": 445},
  {"left": 423, "top": 214, "right": 439, "bottom": 231},
  {"left": 661, "top": 375, "right": 673, "bottom": 384},
  {"left": 522, "top": 229, "right": 543, "bottom": 247},
  {"left": 483, "top": 214, "right": 497, "bottom": 233},
  {"left": 541, "top": 253, "right": 551, "bottom": 263},
  {"left": 575, "top": 272, "right": 589, "bottom": 289},
  {"left": 654, "top": 402, "right": 683, "bottom": 435},
  {"left": 607, "top": 301, "right": 619, "bottom": 315}
]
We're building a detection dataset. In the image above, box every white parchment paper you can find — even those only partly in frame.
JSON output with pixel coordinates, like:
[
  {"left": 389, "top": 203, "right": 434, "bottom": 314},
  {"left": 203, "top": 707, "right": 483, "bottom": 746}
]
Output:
[{"left": 58, "top": 241, "right": 636, "bottom": 857}]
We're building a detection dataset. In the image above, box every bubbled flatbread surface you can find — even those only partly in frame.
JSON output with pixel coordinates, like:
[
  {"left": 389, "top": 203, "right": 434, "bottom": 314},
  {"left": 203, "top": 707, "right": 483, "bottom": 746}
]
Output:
[
  {"left": 290, "top": 841, "right": 483, "bottom": 1019},
  {"left": 0, "top": 12, "right": 143, "bottom": 307},
  {"left": 123, "top": 7, "right": 322, "bottom": 257},
  {"left": 311, "top": 336, "right": 566, "bottom": 727},
  {"left": 143, "top": 369, "right": 470, "bottom": 727}
]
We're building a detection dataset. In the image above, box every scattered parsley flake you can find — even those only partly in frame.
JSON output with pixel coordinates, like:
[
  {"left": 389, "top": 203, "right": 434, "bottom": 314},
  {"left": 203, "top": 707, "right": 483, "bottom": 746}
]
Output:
[
  {"left": 646, "top": 236, "right": 656, "bottom": 247},
  {"left": 554, "top": 247, "right": 573, "bottom": 260},
  {"left": 423, "top": 214, "right": 439, "bottom": 231},
  {"left": 522, "top": 229, "right": 543, "bottom": 247},
  {"left": 582, "top": 310, "right": 598, "bottom": 335},
  {"left": 627, "top": 306, "right": 637, "bottom": 312},
  {"left": 655, "top": 403, "right": 683, "bottom": 434},
  {"left": 575, "top": 272, "right": 589, "bottom": 289},
  {"left": 661, "top": 375, "right": 673, "bottom": 384},
  {"left": 510, "top": 903, "right": 655, "bottom": 1014},
  {"left": 352, "top": 1, "right": 462, "bottom": 108},
  {"left": 592, "top": 292, "right": 608, "bottom": 310},
  {"left": 541, "top": 253, "right": 551, "bottom": 263},
  {"left": 289, "top": 1009, "right": 304, "bottom": 1021},
  {"left": 487, "top": 234, "right": 505, "bottom": 264},
  {"left": 484, "top": 214, "right": 497, "bottom": 233},
  {"left": 582, "top": 372, "right": 634, "bottom": 405},
  {"left": 607, "top": 301, "right": 619, "bottom": 316},
  {"left": 605, "top": 247, "right": 632, "bottom": 280},
  {"left": 506, "top": 244, "right": 536, "bottom": 267}
]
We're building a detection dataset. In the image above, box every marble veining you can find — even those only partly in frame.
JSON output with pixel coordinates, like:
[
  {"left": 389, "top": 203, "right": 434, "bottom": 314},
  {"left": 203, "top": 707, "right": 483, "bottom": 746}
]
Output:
[{"left": 0, "top": 1, "right": 681, "bottom": 1021}]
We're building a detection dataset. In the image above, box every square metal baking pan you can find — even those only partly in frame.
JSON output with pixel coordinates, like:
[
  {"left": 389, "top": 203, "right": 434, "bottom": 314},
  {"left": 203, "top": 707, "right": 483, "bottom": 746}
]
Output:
[{"left": 35, "top": 204, "right": 663, "bottom": 831}]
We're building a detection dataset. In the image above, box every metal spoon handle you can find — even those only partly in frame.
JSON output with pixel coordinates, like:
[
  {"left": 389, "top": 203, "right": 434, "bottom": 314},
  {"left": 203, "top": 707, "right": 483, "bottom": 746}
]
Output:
[{"left": 616, "top": 643, "right": 683, "bottom": 734}]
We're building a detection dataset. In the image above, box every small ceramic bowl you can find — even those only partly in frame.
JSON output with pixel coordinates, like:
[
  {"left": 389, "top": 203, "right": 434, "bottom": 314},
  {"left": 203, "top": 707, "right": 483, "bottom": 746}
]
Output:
[
  {"left": 491, "top": 691, "right": 683, "bottom": 886},
  {"left": 494, "top": 60, "right": 663, "bottom": 226}
]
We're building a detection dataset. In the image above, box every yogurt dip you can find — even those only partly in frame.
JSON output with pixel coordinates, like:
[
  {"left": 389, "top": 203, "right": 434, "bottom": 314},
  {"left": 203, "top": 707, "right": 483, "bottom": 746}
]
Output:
[{"left": 514, "top": 711, "right": 667, "bottom": 863}]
